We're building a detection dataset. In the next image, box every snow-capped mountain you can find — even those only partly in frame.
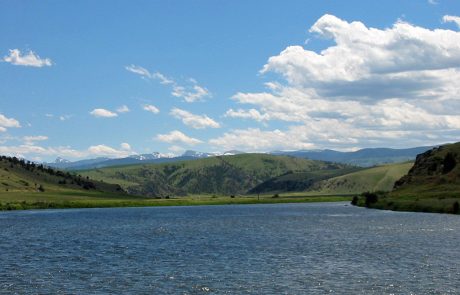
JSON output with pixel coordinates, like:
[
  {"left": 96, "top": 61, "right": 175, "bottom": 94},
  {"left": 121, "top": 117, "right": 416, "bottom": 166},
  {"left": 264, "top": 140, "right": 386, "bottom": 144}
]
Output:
[
  {"left": 128, "top": 152, "right": 172, "bottom": 161},
  {"left": 54, "top": 157, "right": 71, "bottom": 164}
]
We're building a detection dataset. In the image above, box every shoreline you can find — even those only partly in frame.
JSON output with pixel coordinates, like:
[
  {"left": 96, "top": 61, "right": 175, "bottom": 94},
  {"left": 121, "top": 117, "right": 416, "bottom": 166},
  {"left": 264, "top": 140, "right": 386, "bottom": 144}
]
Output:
[{"left": 0, "top": 192, "right": 353, "bottom": 211}]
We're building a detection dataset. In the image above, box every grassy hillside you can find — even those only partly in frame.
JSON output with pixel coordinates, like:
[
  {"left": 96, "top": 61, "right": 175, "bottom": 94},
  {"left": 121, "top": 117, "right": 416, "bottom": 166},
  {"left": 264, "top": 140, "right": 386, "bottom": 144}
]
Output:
[
  {"left": 354, "top": 142, "right": 460, "bottom": 214},
  {"left": 0, "top": 156, "right": 124, "bottom": 193},
  {"left": 248, "top": 167, "right": 360, "bottom": 194},
  {"left": 0, "top": 156, "right": 131, "bottom": 210},
  {"left": 309, "top": 162, "right": 413, "bottom": 195},
  {"left": 81, "top": 153, "right": 350, "bottom": 196}
]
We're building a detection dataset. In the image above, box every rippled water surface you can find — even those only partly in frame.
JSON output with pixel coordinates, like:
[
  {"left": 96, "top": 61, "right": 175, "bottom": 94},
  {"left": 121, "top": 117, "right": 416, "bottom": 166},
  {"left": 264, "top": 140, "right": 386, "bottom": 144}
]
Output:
[{"left": 1, "top": 202, "right": 460, "bottom": 294}]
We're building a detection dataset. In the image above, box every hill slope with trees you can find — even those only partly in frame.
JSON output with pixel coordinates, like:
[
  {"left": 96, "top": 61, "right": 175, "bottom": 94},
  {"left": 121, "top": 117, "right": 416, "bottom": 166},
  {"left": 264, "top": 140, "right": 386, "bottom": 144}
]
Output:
[{"left": 81, "top": 153, "right": 352, "bottom": 196}]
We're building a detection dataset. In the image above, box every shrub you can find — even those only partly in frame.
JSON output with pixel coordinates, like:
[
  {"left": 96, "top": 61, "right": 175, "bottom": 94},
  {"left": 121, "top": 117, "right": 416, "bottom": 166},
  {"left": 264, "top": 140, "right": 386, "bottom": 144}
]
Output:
[
  {"left": 453, "top": 201, "right": 459, "bottom": 214},
  {"left": 362, "top": 192, "right": 378, "bottom": 207},
  {"left": 351, "top": 196, "right": 358, "bottom": 206}
]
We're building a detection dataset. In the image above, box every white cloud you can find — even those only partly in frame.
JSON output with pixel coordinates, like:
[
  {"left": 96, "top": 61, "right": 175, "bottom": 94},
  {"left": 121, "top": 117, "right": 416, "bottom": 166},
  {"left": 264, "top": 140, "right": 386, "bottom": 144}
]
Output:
[
  {"left": 117, "top": 105, "right": 130, "bottom": 113},
  {"left": 443, "top": 15, "right": 460, "bottom": 28},
  {"left": 209, "top": 128, "right": 316, "bottom": 151},
  {"left": 0, "top": 127, "right": 6, "bottom": 133},
  {"left": 0, "top": 142, "right": 136, "bottom": 160},
  {"left": 170, "top": 108, "right": 220, "bottom": 129},
  {"left": 3, "top": 49, "right": 52, "bottom": 67},
  {"left": 143, "top": 104, "right": 160, "bottom": 114},
  {"left": 261, "top": 14, "right": 460, "bottom": 101},
  {"left": 156, "top": 130, "right": 202, "bottom": 145},
  {"left": 90, "top": 108, "right": 118, "bottom": 118},
  {"left": 23, "top": 135, "right": 48, "bottom": 145},
  {"left": 428, "top": 0, "right": 438, "bottom": 4},
  {"left": 127, "top": 64, "right": 211, "bottom": 102},
  {"left": 225, "top": 108, "right": 270, "bottom": 122},
  {"left": 87, "top": 144, "right": 133, "bottom": 158},
  {"left": 220, "top": 14, "right": 460, "bottom": 151},
  {"left": 125, "top": 65, "right": 174, "bottom": 84},
  {"left": 0, "top": 114, "right": 21, "bottom": 129},
  {"left": 120, "top": 142, "right": 132, "bottom": 151},
  {"left": 172, "top": 84, "right": 210, "bottom": 102}
]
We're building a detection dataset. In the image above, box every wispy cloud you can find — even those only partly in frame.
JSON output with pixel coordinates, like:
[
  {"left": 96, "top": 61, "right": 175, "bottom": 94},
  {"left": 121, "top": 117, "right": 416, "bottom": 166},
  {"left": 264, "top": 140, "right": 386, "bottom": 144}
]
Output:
[
  {"left": 23, "top": 135, "right": 48, "bottom": 145},
  {"left": 126, "top": 64, "right": 211, "bottom": 102},
  {"left": 0, "top": 114, "right": 21, "bottom": 131},
  {"left": 3, "top": 49, "right": 52, "bottom": 67},
  {"left": 142, "top": 104, "right": 160, "bottom": 114},
  {"left": 170, "top": 108, "right": 220, "bottom": 129},
  {"left": 116, "top": 105, "right": 130, "bottom": 113},
  {"left": 155, "top": 130, "right": 202, "bottom": 145},
  {"left": 90, "top": 108, "right": 118, "bottom": 118},
  {"left": 443, "top": 15, "right": 460, "bottom": 28},
  {"left": 225, "top": 108, "right": 270, "bottom": 122},
  {"left": 0, "top": 142, "right": 135, "bottom": 160},
  {"left": 125, "top": 65, "right": 174, "bottom": 84}
]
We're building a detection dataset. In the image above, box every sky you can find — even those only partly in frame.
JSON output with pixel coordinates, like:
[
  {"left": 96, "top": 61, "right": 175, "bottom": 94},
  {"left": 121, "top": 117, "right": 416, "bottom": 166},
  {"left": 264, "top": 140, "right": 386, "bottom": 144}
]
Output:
[{"left": 1, "top": 0, "right": 460, "bottom": 162}]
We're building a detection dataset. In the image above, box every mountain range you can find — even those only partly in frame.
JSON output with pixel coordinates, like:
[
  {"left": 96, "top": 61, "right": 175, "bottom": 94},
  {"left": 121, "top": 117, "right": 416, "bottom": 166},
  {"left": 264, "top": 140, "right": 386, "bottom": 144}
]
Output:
[{"left": 47, "top": 146, "right": 434, "bottom": 170}]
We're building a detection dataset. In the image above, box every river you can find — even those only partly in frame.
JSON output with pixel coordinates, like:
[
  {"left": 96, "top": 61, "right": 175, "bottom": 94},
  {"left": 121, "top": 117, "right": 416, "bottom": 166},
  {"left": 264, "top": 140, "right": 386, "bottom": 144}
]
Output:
[{"left": 1, "top": 202, "right": 459, "bottom": 294}]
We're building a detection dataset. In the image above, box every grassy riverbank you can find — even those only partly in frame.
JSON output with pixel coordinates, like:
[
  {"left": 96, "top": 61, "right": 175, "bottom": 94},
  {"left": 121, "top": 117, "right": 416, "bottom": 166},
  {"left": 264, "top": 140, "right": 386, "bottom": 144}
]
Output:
[{"left": 0, "top": 191, "right": 353, "bottom": 211}]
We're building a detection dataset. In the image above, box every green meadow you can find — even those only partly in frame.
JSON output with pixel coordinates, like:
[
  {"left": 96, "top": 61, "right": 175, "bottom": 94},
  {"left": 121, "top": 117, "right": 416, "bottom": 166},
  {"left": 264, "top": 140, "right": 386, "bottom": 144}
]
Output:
[{"left": 0, "top": 190, "right": 352, "bottom": 211}]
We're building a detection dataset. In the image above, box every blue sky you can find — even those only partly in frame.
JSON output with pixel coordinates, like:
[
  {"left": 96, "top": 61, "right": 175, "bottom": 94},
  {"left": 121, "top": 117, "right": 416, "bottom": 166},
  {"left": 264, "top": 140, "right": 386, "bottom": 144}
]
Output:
[{"left": 1, "top": 0, "right": 460, "bottom": 161}]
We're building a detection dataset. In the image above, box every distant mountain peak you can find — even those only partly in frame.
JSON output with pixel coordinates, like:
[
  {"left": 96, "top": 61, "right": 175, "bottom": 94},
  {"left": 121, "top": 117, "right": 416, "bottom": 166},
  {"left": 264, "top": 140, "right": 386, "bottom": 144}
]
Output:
[
  {"left": 182, "top": 150, "right": 214, "bottom": 158},
  {"left": 128, "top": 152, "right": 172, "bottom": 161},
  {"left": 54, "top": 157, "right": 70, "bottom": 163}
]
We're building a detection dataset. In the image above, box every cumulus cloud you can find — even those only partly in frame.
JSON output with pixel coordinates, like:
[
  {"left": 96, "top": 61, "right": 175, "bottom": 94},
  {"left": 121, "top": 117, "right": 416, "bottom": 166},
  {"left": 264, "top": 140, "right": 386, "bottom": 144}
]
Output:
[
  {"left": 155, "top": 130, "right": 202, "bottom": 145},
  {"left": 90, "top": 108, "right": 118, "bottom": 118},
  {"left": 143, "top": 104, "right": 160, "bottom": 114},
  {"left": 443, "top": 15, "right": 460, "bottom": 28},
  {"left": 170, "top": 108, "right": 220, "bottom": 129},
  {"left": 127, "top": 64, "right": 211, "bottom": 102},
  {"left": 0, "top": 127, "right": 6, "bottom": 133},
  {"left": 218, "top": 14, "right": 460, "bottom": 151},
  {"left": 3, "top": 49, "right": 52, "bottom": 67}
]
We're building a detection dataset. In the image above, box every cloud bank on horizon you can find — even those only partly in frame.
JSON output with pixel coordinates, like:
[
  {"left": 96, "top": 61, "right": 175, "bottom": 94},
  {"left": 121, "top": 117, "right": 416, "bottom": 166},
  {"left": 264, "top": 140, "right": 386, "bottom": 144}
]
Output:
[{"left": 2, "top": 11, "right": 460, "bottom": 161}]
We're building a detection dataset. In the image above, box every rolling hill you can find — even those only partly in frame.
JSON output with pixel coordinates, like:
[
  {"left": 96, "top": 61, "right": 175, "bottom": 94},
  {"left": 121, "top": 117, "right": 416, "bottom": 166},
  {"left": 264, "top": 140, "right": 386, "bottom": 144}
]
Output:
[
  {"left": 309, "top": 162, "right": 414, "bottom": 195},
  {"left": 80, "top": 153, "right": 352, "bottom": 196}
]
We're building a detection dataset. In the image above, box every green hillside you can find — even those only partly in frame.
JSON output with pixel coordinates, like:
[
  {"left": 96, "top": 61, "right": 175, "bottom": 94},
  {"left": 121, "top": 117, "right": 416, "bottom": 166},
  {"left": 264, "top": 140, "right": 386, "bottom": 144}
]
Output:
[
  {"left": 248, "top": 167, "right": 360, "bottom": 194},
  {"left": 308, "top": 162, "right": 413, "bottom": 195},
  {"left": 354, "top": 142, "right": 460, "bottom": 214},
  {"left": 81, "top": 153, "right": 350, "bottom": 196},
  {"left": 0, "top": 155, "right": 133, "bottom": 209},
  {"left": 0, "top": 156, "right": 124, "bottom": 193}
]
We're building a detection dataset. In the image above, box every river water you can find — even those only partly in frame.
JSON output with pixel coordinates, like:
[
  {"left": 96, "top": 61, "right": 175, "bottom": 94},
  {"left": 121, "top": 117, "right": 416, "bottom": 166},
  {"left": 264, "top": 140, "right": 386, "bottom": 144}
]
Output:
[{"left": 0, "top": 202, "right": 459, "bottom": 294}]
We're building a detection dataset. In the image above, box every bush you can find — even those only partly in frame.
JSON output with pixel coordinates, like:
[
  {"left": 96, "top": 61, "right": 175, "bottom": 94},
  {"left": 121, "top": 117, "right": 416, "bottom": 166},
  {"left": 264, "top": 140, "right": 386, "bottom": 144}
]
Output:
[
  {"left": 272, "top": 194, "right": 279, "bottom": 198},
  {"left": 351, "top": 196, "right": 359, "bottom": 206},
  {"left": 453, "top": 201, "right": 459, "bottom": 214},
  {"left": 362, "top": 192, "right": 378, "bottom": 207}
]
